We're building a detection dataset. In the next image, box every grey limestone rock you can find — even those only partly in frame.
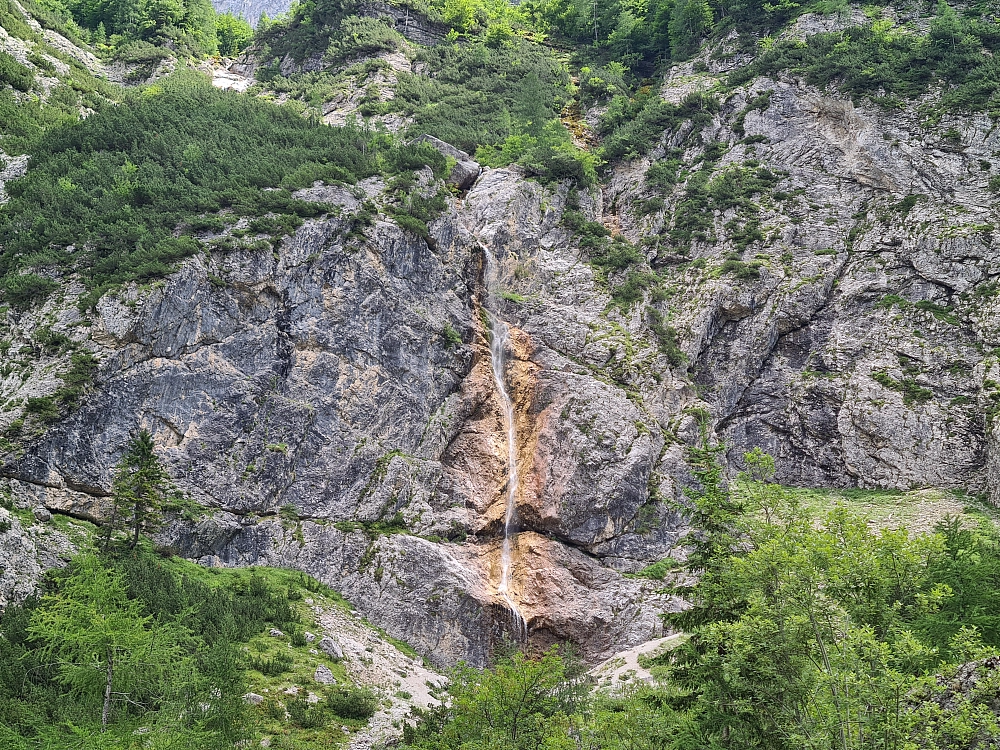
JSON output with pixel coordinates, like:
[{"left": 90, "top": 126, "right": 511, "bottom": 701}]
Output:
[
  {"left": 314, "top": 665, "right": 337, "bottom": 685},
  {"left": 411, "top": 135, "right": 481, "bottom": 191},
  {"left": 7, "top": 33, "right": 1000, "bottom": 668},
  {"left": 319, "top": 637, "right": 344, "bottom": 660}
]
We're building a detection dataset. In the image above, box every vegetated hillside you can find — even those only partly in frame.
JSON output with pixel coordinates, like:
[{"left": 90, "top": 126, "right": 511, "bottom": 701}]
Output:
[
  {"left": 0, "top": 516, "right": 445, "bottom": 749},
  {"left": 4, "top": 0, "right": 1000, "bottom": 726}
]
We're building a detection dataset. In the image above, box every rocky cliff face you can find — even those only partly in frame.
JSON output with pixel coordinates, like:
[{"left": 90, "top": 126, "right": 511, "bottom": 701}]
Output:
[
  {"left": 604, "top": 33, "right": 998, "bottom": 498},
  {"left": 212, "top": 0, "right": 291, "bottom": 25},
  {"left": 4, "top": 10, "right": 999, "bottom": 667},
  {"left": 0, "top": 169, "right": 679, "bottom": 666}
]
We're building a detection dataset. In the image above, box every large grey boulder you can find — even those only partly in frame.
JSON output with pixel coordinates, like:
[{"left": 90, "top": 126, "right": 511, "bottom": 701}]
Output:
[{"left": 411, "top": 135, "right": 481, "bottom": 191}]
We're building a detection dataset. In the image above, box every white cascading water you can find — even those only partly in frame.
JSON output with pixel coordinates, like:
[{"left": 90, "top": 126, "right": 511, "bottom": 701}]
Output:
[{"left": 485, "top": 253, "right": 528, "bottom": 641}]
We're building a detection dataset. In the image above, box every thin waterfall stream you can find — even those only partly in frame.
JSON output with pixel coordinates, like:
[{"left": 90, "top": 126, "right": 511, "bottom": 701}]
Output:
[{"left": 485, "top": 253, "right": 528, "bottom": 641}]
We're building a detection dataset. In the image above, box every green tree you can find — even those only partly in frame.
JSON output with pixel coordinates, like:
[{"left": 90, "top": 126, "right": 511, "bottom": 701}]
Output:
[
  {"left": 216, "top": 11, "right": 253, "bottom": 56},
  {"left": 106, "top": 429, "right": 172, "bottom": 551},
  {"left": 404, "top": 647, "right": 584, "bottom": 750},
  {"left": 27, "top": 554, "right": 180, "bottom": 731},
  {"left": 668, "top": 0, "right": 712, "bottom": 58}
]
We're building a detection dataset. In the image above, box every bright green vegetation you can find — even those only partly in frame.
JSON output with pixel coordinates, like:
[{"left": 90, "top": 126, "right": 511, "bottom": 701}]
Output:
[
  {"left": 730, "top": 5, "right": 1000, "bottom": 116},
  {"left": 0, "top": 544, "right": 378, "bottom": 749},
  {"left": 398, "top": 40, "right": 596, "bottom": 184},
  {"left": 0, "top": 437, "right": 377, "bottom": 747},
  {"left": 0, "top": 0, "right": 121, "bottom": 154},
  {"left": 402, "top": 646, "right": 589, "bottom": 750},
  {"left": 216, "top": 12, "right": 255, "bottom": 56},
  {"left": 257, "top": 4, "right": 598, "bottom": 184},
  {"left": 598, "top": 89, "right": 718, "bottom": 163},
  {"left": 778, "top": 485, "right": 977, "bottom": 534},
  {"left": 397, "top": 447, "right": 1000, "bottom": 750},
  {"left": 0, "top": 71, "right": 450, "bottom": 310},
  {"left": 1, "top": 0, "right": 252, "bottom": 81},
  {"left": 63, "top": 0, "right": 218, "bottom": 57}
]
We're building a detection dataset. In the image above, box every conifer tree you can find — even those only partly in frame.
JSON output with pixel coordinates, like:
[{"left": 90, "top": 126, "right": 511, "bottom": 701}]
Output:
[
  {"left": 105, "top": 429, "right": 172, "bottom": 551},
  {"left": 27, "top": 555, "right": 179, "bottom": 731}
]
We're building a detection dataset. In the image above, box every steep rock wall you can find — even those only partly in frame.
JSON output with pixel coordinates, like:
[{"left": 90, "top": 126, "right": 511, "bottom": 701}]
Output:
[{"left": 6, "top": 22, "right": 1000, "bottom": 663}]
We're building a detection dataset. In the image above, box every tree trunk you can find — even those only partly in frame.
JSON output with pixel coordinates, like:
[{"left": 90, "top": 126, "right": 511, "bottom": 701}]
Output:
[
  {"left": 129, "top": 502, "right": 141, "bottom": 550},
  {"left": 102, "top": 652, "right": 114, "bottom": 730}
]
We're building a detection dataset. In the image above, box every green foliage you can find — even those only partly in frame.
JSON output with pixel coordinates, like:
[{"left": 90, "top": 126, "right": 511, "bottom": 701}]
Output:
[
  {"left": 600, "top": 90, "right": 718, "bottom": 163},
  {"left": 442, "top": 321, "right": 462, "bottom": 348},
  {"left": 562, "top": 207, "right": 642, "bottom": 273},
  {"left": 64, "top": 0, "right": 219, "bottom": 57},
  {"left": 326, "top": 685, "right": 378, "bottom": 720},
  {"left": 216, "top": 11, "right": 253, "bottom": 56},
  {"left": 730, "top": 8, "right": 1000, "bottom": 116},
  {"left": 478, "top": 120, "right": 598, "bottom": 185},
  {"left": 0, "top": 71, "right": 429, "bottom": 309},
  {"left": 873, "top": 367, "right": 934, "bottom": 406},
  {"left": 26, "top": 554, "right": 184, "bottom": 731},
  {"left": 324, "top": 15, "right": 404, "bottom": 64},
  {"left": 647, "top": 305, "right": 685, "bottom": 366},
  {"left": 105, "top": 429, "right": 173, "bottom": 551},
  {"left": 0, "top": 51, "right": 35, "bottom": 92},
  {"left": 668, "top": 0, "right": 713, "bottom": 58},
  {"left": 403, "top": 646, "right": 586, "bottom": 750},
  {"left": 648, "top": 448, "right": 1000, "bottom": 749},
  {"left": 0, "top": 545, "right": 359, "bottom": 746},
  {"left": 393, "top": 38, "right": 593, "bottom": 182},
  {"left": 610, "top": 268, "right": 659, "bottom": 309},
  {"left": 645, "top": 150, "right": 684, "bottom": 192},
  {"left": 248, "top": 650, "right": 293, "bottom": 676},
  {"left": 0, "top": 274, "right": 59, "bottom": 309},
  {"left": 731, "top": 90, "right": 771, "bottom": 136}
]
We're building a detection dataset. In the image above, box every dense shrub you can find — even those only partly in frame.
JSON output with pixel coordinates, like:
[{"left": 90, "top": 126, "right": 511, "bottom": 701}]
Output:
[
  {"left": 393, "top": 39, "right": 571, "bottom": 156},
  {"left": 730, "top": 11, "right": 1000, "bottom": 115},
  {"left": 0, "top": 70, "right": 441, "bottom": 308},
  {"left": 326, "top": 686, "right": 378, "bottom": 720},
  {"left": 0, "top": 51, "right": 34, "bottom": 92}
]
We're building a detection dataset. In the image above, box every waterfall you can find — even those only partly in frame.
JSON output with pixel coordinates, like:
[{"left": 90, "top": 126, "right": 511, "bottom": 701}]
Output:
[{"left": 484, "top": 253, "right": 528, "bottom": 641}]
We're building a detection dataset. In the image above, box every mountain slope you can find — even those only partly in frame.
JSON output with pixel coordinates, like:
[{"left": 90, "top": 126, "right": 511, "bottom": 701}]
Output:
[{"left": 3, "top": 0, "right": 1000, "bottom": 669}]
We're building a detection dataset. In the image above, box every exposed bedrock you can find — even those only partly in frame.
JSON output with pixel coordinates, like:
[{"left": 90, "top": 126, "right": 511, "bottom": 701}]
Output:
[{"left": 8, "top": 35, "right": 1000, "bottom": 659}]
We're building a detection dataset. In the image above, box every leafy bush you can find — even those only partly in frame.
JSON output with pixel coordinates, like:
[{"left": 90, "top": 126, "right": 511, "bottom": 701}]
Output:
[
  {"left": 0, "top": 274, "right": 59, "bottom": 309},
  {"left": 287, "top": 695, "right": 326, "bottom": 728},
  {"left": 394, "top": 39, "right": 570, "bottom": 156},
  {"left": 64, "top": 0, "right": 218, "bottom": 57},
  {"left": 600, "top": 90, "right": 718, "bottom": 163},
  {"left": 324, "top": 15, "right": 403, "bottom": 64},
  {"left": 326, "top": 686, "right": 378, "bottom": 720},
  {"left": 248, "top": 651, "right": 294, "bottom": 676},
  {"left": 730, "top": 10, "right": 1000, "bottom": 115},
  {"left": 216, "top": 11, "right": 253, "bottom": 57},
  {"left": 647, "top": 306, "right": 685, "bottom": 366},
  {"left": 0, "top": 51, "right": 34, "bottom": 92}
]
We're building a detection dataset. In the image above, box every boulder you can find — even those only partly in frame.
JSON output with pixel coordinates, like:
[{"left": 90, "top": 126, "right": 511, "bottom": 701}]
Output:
[
  {"left": 410, "top": 134, "right": 480, "bottom": 191},
  {"left": 314, "top": 665, "right": 336, "bottom": 685},
  {"left": 318, "top": 636, "right": 344, "bottom": 659}
]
